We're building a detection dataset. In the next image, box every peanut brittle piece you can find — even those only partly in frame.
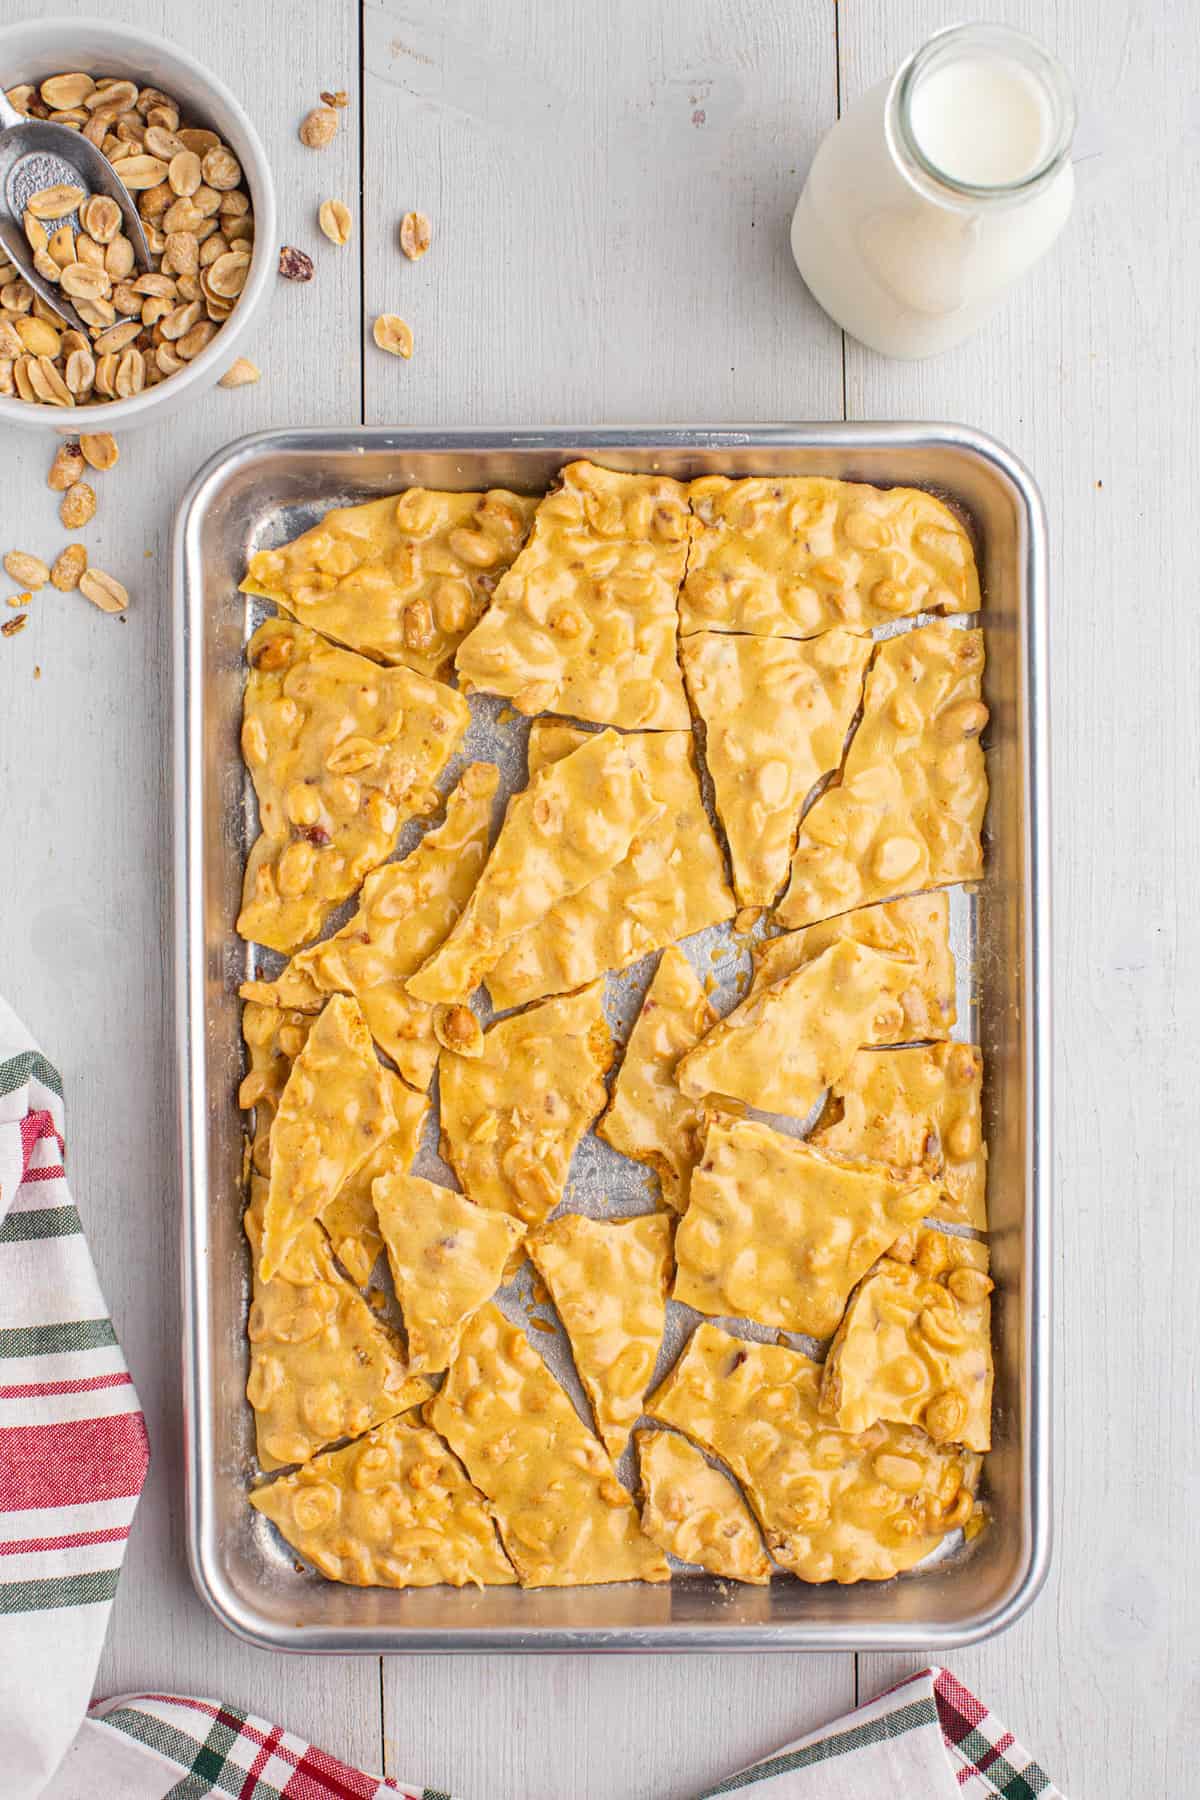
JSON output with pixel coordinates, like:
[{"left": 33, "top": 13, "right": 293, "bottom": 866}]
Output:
[
  {"left": 239, "top": 1002, "right": 315, "bottom": 1177},
  {"left": 676, "top": 940, "right": 912, "bottom": 1119},
  {"left": 751, "top": 893, "right": 956, "bottom": 1044},
  {"left": 682, "top": 475, "right": 980, "bottom": 639},
  {"left": 250, "top": 1414, "right": 516, "bottom": 1586},
  {"left": 820, "top": 1229, "right": 993, "bottom": 1451},
  {"left": 680, "top": 629, "right": 872, "bottom": 907},
  {"left": 486, "top": 725, "right": 734, "bottom": 1009},
  {"left": 320, "top": 1075, "right": 430, "bottom": 1285},
  {"left": 428, "top": 1304, "right": 670, "bottom": 1586},
  {"left": 646, "top": 1321, "right": 980, "bottom": 1583},
  {"left": 527, "top": 1212, "right": 673, "bottom": 1460},
  {"left": 779, "top": 623, "right": 988, "bottom": 929},
  {"left": 454, "top": 461, "right": 691, "bottom": 729},
  {"left": 409, "top": 730, "right": 659, "bottom": 1006},
  {"left": 241, "top": 487, "right": 539, "bottom": 679},
  {"left": 259, "top": 995, "right": 395, "bottom": 1281},
  {"left": 244, "top": 1179, "right": 433, "bottom": 1470},
  {"left": 635, "top": 1428, "right": 771, "bottom": 1584},
  {"left": 811, "top": 1042, "right": 987, "bottom": 1228},
  {"left": 237, "top": 616, "right": 469, "bottom": 953},
  {"left": 238, "top": 1006, "right": 427, "bottom": 1282},
  {"left": 673, "top": 1117, "right": 937, "bottom": 1338},
  {"left": 372, "top": 1171, "right": 526, "bottom": 1374},
  {"left": 439, "top": 981, "right": 612, "bottom": 1226},
  {"left": 597, "top": 946, "right": 717, "bottom": 1211},
  {"left": 240, "top": 763, "right": 498, "bottom": 1090}
]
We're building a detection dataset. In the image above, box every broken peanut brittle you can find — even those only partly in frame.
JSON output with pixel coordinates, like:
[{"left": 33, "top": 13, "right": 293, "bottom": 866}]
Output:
[
  {"left": 682, "top": 476, "right": 980, "bottom": 639},
  {"left": 237, "top": 615, "right": 469, "bottom": 953},
  {"left": 779, "top": 623, "right": 988, "bottom": 929},
  {"left": 372, "top": 1171, "right": 526, "bottom": 1373},
  {"left": 409, "top": 730, "right": 659, "bottom": 1006},
  {"left": 680, "top": 628, "right": 872, "bottom": 907},
  {"left": 527, "top": 1212, "right": 673, "bottom": 1460},
  {"left": 241, "top": 487, "right": 538, "bottom": 679},
  {"left": 673, "top": 1117, "right": 937, "bottom": 1338},
  {"left": 820, "top": 1229, "right": 993, "bottom": 1451},
  {"left": 250, "top": 1413, "right": 515, "bottom": 1586},
  {"left": 676, "top": 940, "right": 911, "bottom": 1119},
  {"left": 597, "top": 946, "right": 717, "bottom": 1211},
  {"left": 238, "top": 1006, "right": 427, "bottom": 1283},
  {"left": 647, "top": 1322, "right": 980, "bottom": 1583},
  {"left": 454, "top": 461, "right": 691, "bottom": 729},
  {"left": 244, "top": 1179, "right": 433, "bottom": 1470},
  {"left": 240, "top": 762, "right": 498, "bottom": 1090},
  {"left": 486, "top": 724, "right": 734, "bottom": 1010},
  {"left": 635, "top": 1428, "right": 771, "bottom": 1584},
  {"left": 258, "top": 995, "right": 395, "bottom": 1282},
  {"left": 439, "top": 981, "right": 612, "bottom": 1226},
  {"left": 239, "top": 1002, "right": 315, "bottom": 1177},
  {"left": 811, "top": 1042, "right": 987, "bottom": 1229},
  {"left": 428, "top": 1304, "right": 669, "bottom": 1586},
  {"left": 751, "top": 893, "right": 956, "bottom": 1043},
  {"left": 320, "top": 1075, "right": 430, "bottom": 1285}
]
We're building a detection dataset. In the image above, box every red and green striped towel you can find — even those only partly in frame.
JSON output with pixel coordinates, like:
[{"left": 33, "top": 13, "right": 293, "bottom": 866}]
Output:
[
  {"left": 0, "top": 999, "right": 150, "bottom": 1799},
  {"left": 0, "top": 1000, "right": 1063, "bottom": 1799}
]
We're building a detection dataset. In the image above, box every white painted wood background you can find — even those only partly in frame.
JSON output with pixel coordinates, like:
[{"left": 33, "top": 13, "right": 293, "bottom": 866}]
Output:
[{"left": 2, "top": 0, "right": 1196, "bottom": 1793}]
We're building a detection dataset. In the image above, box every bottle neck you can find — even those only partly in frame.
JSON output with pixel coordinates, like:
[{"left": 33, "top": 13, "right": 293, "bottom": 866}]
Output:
[{"left": 885, "top": 23, "right": 1076, "bottom": 215}]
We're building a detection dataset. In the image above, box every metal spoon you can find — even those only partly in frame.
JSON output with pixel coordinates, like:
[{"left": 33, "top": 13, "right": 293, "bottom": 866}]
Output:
[{"left": 0, "top": 88, "right": 151, "bottom": 335}]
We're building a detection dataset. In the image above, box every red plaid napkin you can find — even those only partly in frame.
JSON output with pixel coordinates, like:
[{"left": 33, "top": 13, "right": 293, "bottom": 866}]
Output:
[{"left": 35, "top": 1666, "right": 1064, "bottom": 1798}]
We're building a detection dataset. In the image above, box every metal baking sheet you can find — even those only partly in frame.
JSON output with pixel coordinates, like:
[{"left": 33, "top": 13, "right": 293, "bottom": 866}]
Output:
[{"left": 174, "top": 425, "right": 1051, "bottom": 1653}]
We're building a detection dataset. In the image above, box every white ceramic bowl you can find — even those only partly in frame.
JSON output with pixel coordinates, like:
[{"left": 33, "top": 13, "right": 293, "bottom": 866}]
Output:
[{"left": 0, "top": 16, "right": 277, "bottom": 432}]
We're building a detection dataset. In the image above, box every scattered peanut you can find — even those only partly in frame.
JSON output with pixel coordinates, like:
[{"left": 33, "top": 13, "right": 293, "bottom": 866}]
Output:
[
  {"left": 1, "top": 613, "right": 28, "bottom": 637},
  {"left": 298, "top": 106, "right": 338, "bottom": 149},
  {"left": 320, "top": 89, "right": 349, "bottom": 108},
  {"left": 318, "top": 199, "right": 352, "bottom": 246},
  {"left": 51, "top": 543, "right": 88, "bottom": 591},
  {"left": 60, "top": 481, "right": 97, "bottom": 529},
  {"left": 373, "top": 314, "right": 413, "bottom": 358},
  {"left": 400, "top": 211, "right": 432, "bottom": 260},
  {"left": 3, "top": 550, "right": 49, "bottom": 589},
  {"left": 47, "top": 441, "right": 84, "bottom": 490},
  {"left": 78, "top": 567, "right": 128, "bottom": 613},
  {"left": 80, "top": 432, "right": 119, "bottom": 471},
  {"left": 218, "top": 356, "right": 260, "bottom": 388}
]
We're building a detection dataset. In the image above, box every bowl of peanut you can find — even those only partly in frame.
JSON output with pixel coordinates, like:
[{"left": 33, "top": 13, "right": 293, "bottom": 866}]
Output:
[{"left": 0, "top": 17, "right": 276, "bottom": 431}]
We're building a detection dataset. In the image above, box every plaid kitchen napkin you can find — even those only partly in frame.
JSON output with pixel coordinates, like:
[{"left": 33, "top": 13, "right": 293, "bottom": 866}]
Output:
[
  {"left": 693, "top": 1666, "right": 1065, "bottom": 1798},
  {"left": 36, "top": 1665, "right": 1063, "bottom": 1798},
  {"left": 0, "top": 998, "right": 149, "bottom": 1800}
]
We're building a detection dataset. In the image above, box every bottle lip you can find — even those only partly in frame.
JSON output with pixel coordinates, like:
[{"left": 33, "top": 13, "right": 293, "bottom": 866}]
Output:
[{"left": 887, "top": 22, "right": 1076, "bottom": 209}]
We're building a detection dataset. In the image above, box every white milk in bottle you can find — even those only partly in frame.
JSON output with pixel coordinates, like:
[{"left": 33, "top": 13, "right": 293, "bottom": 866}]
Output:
[{"left": 790, "top": 23, "right": 1076, "bottom": 358}]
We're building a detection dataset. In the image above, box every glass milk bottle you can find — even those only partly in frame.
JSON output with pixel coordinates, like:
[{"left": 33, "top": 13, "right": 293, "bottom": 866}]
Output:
[{"left": 790, "top": 23, "right": 1076, "bottom": 358}]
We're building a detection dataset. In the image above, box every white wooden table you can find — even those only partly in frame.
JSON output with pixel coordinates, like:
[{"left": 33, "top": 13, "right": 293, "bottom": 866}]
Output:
[{"left": 4, "top": 2, "right": 1196, "bottom": 1794}]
